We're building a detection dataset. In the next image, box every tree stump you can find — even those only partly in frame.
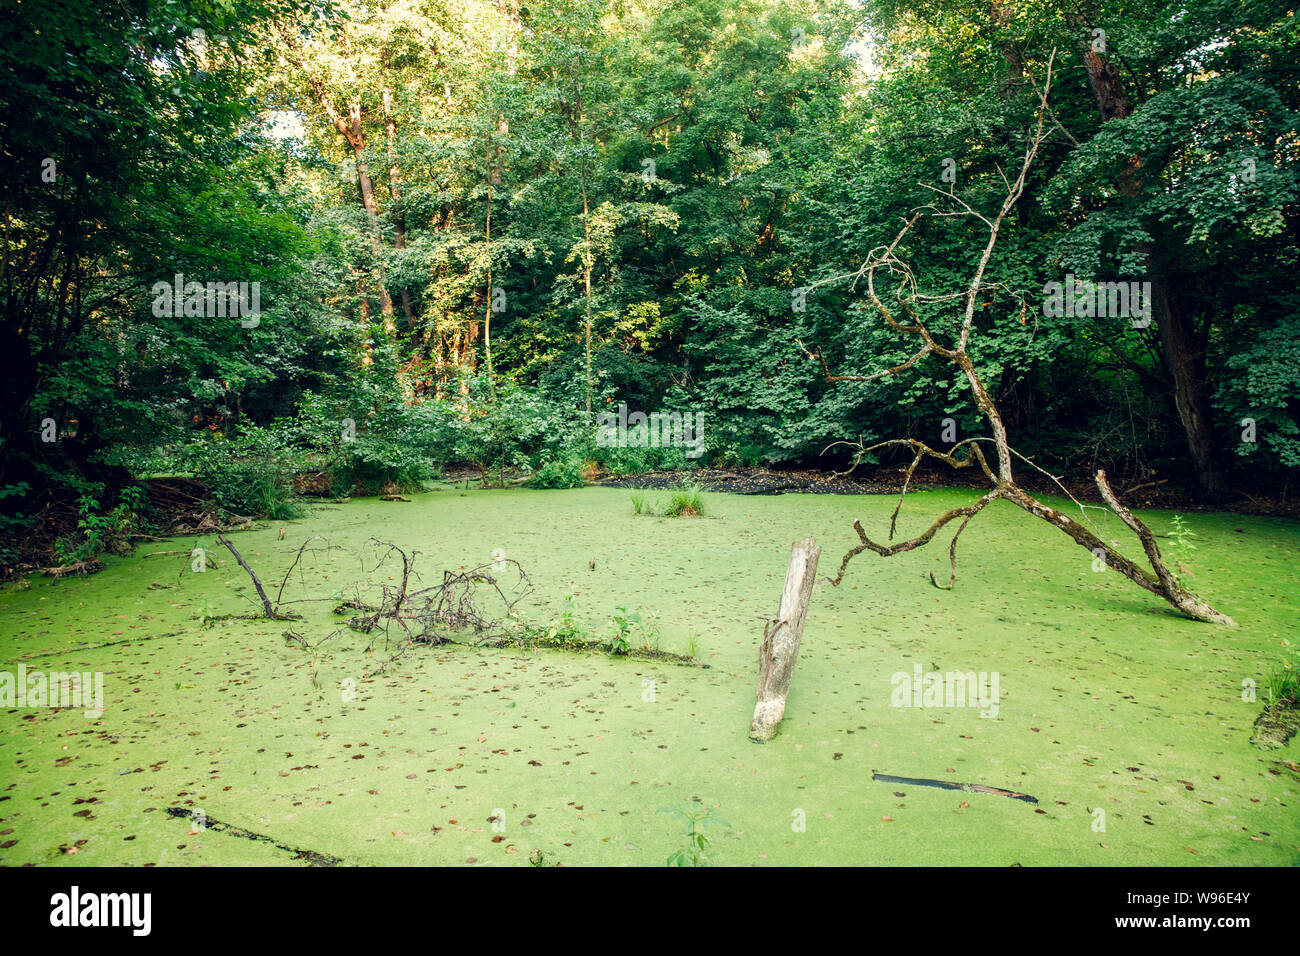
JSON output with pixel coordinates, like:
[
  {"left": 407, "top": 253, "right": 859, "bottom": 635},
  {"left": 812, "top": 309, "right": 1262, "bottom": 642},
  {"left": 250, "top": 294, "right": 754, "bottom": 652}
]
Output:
[{"left": 750, "top": 537, "right": 820, "bottom": 742}]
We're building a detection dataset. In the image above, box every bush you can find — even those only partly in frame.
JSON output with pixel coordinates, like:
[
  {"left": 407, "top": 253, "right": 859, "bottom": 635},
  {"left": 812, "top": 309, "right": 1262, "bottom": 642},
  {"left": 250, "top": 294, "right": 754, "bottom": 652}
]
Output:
[
  {"left": 337, "top": 432, "right": 435, "bottom": 495},
  {"left": 0, "top": 482, "right": 34, "bottom": 566},
  {"left": 600, "top": 445, "right": 654, "bottom": 476},
  {"left": 276, "top": 389, "right": 462, "bottom": 496},
  {"left": 189, "top": 427, "right": 304, "bottom": 520},
  {"left": 452, "top": 377, "right": 552, "bottom": 485},
  {"left": 53, "top": 485, "right": 149, "bottom": 564},
  {"left": 531, "top": 458, "right": 584, "bottom": 489}
]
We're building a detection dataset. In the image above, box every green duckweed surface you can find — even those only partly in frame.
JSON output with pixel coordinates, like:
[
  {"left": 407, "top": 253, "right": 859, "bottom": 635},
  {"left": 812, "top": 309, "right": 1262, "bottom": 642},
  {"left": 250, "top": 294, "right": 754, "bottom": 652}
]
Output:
[{"left": 1, "top": 486, "right": 1296, "bottom": 866}]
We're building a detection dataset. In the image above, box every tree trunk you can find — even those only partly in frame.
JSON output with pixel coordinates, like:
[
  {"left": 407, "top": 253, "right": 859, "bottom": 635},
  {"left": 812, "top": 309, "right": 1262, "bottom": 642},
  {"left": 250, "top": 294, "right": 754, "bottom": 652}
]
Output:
[
  {"left": 347, "top": 100, "right": 395, "bottom": 333},
  {"left": 483, "top": 185, "right": 494, "bottom": 390},
  {"left": 383, "top": 88, "right": 415, "bottom": 325},
  {"left": 577, "top": 86, "right": 593, "bottom": 416},
  {"left": 750, "top": 538, "right": 821, "bottom": 742},
  {"left": 1151, "top": 277, "right": 1222, "bottom": 498},
  {"left": 1068, "top": 10, "right": 1222, "bottom": 498},
  {"left": 283, "top": 30, "right": 396, "bottom": 336}
]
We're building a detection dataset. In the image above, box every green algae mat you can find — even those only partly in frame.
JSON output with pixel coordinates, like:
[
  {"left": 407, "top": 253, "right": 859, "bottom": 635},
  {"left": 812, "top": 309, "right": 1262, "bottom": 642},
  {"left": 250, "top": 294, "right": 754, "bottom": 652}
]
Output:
[{"left": 1, "top": 486, "right": 1296, "bottom": 866}]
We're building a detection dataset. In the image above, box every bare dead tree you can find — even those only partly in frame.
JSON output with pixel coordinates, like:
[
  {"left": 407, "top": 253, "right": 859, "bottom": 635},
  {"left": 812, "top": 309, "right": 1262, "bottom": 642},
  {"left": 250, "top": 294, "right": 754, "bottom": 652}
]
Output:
[{"left": 801, "top": 52, "right": 1233, "bottom": 626}]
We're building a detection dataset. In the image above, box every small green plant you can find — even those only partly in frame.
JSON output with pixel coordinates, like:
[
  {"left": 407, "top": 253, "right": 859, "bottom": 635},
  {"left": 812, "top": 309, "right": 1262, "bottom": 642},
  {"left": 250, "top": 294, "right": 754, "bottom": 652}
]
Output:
[
  {"left": 1253, "top": 643, "right": 1300, "bottom": 750},
  {"left": 1265, "top": 646, "right": 1299, "bottom": 707},
  {"left": 53, "top": 489, "right": 144, "bottom": 564},
  {"left": 541, "top": 593, "right": 585, "bottom": 648},
  {"left": 630, "top": 492, "right": 652, "bottom": 515},
  {"left": 1168, "top": 514, "right": 1198, "bottom": 586},
  {"left": 609, "top": 605, "right": 641, "bottom": 655},
  {"left": 661, "top": 803, "right": 728, "bottom": 867},
  {"left": 663, "top": 484, "right": 704, "bottom": 518},
  {"left": 197, "top": 600, "right": 216, "bottom": 625},
  {"left": 686, "top": 629, "right": 699, "bottom": 659},
  {"left": 640, "top": 615, "right": 662, "bottom": 651}
]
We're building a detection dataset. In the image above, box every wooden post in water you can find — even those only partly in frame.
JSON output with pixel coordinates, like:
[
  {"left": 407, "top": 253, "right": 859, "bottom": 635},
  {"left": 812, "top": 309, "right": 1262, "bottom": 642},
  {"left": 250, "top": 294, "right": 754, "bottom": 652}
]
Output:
[{"left": 750, "top": 537, "right": 820, "bottom": 743}]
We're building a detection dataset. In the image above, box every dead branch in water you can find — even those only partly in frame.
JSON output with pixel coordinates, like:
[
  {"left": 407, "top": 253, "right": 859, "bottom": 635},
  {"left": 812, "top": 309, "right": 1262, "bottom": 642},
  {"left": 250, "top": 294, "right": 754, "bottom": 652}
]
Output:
[
  {"left": 273, "top": 535, "right": 341, "bottom": 610},
  {"left": 215, "top": 532, "right": 299, "bottom": 620},
  {"left": 341, "top": 539, "right": 532, "bottom": 672},
  {"left": 33, "top": 559, "right": 103, "bottom": 579}
]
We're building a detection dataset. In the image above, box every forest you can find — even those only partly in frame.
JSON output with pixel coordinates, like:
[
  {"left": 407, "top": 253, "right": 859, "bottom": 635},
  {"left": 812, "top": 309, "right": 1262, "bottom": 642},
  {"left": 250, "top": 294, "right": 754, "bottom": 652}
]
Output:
[{"left": 0, "top": 0, "right": 1297, "bottom": 872}]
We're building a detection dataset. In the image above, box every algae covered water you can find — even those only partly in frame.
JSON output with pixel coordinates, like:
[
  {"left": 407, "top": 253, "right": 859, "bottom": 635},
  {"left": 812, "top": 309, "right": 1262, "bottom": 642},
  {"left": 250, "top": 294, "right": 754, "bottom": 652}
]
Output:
[{"left": 2, "top": 487, "right": 1296, "bottom": 866}]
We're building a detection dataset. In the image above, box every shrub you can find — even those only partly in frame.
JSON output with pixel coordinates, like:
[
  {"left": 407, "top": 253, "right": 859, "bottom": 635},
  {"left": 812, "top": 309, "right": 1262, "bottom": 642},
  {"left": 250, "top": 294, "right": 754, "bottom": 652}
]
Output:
[
  {"left": 293, "top": 390, "right": 450, "bottom": 495},
  {"left": 531, "top": 458, "right": 584, "bottom": 489},
  {"left": 601, "top": 445, "right": 653, "bottom": 476},
  {"left": 337, "top": 432, "right": 434, "bottom": 495},
  {"left": 0, "top": 482, "right": 34, "bottom": 566},
  {"left": 453, "top": 378, "right": 551, "bottom": 486},
  {"left": 52, "top": 485, "right": 149, "bottom": 564},
  {"left": 190, "top": 427, "right": 303, "bottom": 520}
]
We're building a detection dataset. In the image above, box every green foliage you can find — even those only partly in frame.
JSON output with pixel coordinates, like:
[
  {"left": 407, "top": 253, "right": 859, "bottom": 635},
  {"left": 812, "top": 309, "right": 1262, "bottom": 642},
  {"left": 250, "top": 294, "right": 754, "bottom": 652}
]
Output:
[
  {"left": 608, "top": 606, "right": 642, "bottom": 655},
  {"left": 6, "top": 0, "right": 1298, "bottom": 540},
  {"left": 188, "top": 427, "right": 304, "bottom": 520},
  {"left": 53, "top": 486, "right": 149, "bottom": 564},
  {"left": 292, "top": 390, "right": 453, "bottom": 496},
  {"left": 0, "top": 482, "right": 34, "bottom": 566},
  {"left": 599, "top": 446, "right": 656, "bottom": 477},
  {"left": 1265, "top": 649, "right": 1299, "bottom": 709},
  {"left": 1168, "top": 514, "right": 1199, "bottom": 588},
  {"left": 661, "top": 804, "right": 728, "bottom": 867},
  {"left": 663, "top": 484, "right": 705, "bottom": 518},
  {"left": 452, "top": 378, "right": 554, "bottom": 487},
  {"left": 544, "top": 593, "right": 586, "bottom": 650},
  {"left": 531, "top": 458, "right": 585, "bottom": 490}
]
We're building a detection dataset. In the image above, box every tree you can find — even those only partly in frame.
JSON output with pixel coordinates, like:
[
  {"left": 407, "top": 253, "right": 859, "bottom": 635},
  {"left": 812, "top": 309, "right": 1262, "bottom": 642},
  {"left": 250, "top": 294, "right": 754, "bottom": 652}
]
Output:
[
  {"left": 0, "top": 0, "right": 312, "bottom": 503},
  {"left": 806, "top": 57, "right": 1234, "bottom": 625}
]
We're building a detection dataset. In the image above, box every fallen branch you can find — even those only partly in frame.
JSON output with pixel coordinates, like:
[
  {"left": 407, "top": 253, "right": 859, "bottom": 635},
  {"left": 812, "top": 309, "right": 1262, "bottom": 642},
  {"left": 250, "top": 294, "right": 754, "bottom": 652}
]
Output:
[
  {"left": 145, "top": 548, "right": 219, "bottom": 568},
  {"left": 33, "top": 559, "right": 103, "bottom": 579},
  {"left": 751, "top": 538, "right": 821, "bottom": 742},
  {"left": 872, "top": 772, "right": 1038, "bottom": 804},
  {"left": 215, "top": 532, "right": 297, "bottom": 620},
  {"left": 164, "top": 807, "right": 341, "bottom": 866},
  {"left": 342, "top": 539, "right": 532, "bottom": 672}
]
